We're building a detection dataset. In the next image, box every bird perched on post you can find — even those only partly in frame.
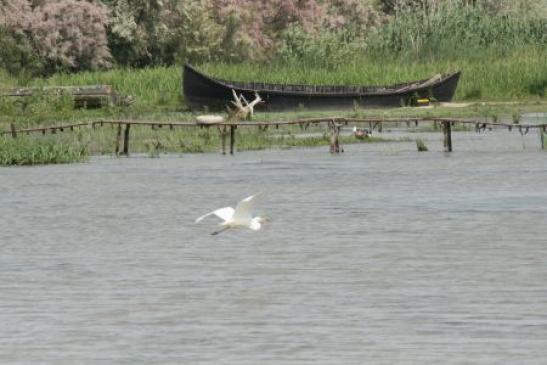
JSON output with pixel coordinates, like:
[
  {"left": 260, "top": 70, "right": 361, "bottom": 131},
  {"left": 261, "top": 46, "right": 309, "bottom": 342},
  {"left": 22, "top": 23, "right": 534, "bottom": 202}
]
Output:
[{"left": 195, "top": 193, "right": 269, "bottom": 235}]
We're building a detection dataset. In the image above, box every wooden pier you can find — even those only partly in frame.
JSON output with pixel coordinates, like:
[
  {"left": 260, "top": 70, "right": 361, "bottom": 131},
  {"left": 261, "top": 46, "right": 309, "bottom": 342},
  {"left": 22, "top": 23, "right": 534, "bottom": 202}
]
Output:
[{"left": 2, "top": 117, "right": 546, "bottom": 155}]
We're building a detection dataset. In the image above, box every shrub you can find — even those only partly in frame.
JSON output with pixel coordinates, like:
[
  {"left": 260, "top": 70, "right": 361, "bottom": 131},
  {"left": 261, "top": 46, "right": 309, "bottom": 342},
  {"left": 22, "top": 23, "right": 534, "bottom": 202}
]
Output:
[
  {"left": 0, "top": 27, "right": 42, "bottom": 76},
  {"left": 0, "top": 0, "right": 111, "bottom": 75},
  {"left": 30, "top": 0, "right": 112, "bottom": 73}
]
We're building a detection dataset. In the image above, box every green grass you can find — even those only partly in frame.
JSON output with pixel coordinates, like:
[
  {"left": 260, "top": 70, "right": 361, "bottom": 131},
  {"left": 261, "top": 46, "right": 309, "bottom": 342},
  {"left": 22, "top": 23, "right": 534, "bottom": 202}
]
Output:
[
  {"left": 1, "top": 46, "right": 545, "bottom": 127},
  {"left": 199, "top": 47, "right": 547, "bottom": 101},
  {"left": 0, "top": 133, "right": 89, "bottom": 166},
  {"left": 81, "top": 123, "right": 390, "bottom": 156}
]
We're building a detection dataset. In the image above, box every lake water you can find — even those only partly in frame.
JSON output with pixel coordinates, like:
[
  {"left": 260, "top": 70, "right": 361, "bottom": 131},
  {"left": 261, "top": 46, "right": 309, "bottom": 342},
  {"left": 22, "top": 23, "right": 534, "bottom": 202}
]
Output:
[{"left": 1, "top": 130, "right": 546, "bottom": 364}]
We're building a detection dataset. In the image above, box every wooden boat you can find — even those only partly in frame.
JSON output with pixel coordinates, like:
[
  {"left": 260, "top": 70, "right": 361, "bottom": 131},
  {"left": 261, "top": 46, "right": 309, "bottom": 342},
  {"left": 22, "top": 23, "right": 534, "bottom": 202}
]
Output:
[{"left": 183, "top": 64, "right": 461, "bottom": 111}]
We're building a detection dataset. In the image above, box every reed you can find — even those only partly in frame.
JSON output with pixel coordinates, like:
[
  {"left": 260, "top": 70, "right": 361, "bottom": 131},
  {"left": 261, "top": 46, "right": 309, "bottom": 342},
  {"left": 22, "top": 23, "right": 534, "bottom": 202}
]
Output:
[
  {"left": 416, "top": 139, "right": 428, "bottom": 152},
  {"left": 0, "top": 134, "right": 89, "bottom": 166},
  {"left": 199, "top": 46, "right": 546, "bottom": 101},
  {"left": 1, "top": 48, "right": 544, "bottom": 127},
  {"left": 84, "top": 124, "right": 389, "bottom": 155}
]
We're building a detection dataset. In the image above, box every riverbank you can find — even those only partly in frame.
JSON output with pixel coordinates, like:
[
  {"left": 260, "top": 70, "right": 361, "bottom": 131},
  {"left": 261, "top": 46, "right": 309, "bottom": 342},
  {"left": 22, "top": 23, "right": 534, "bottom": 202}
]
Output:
[
  {"left": 1, "top": 55, "right": 545, "bottom": 165},
  {"left": 1, "top": 101, "right": 546, "bottom": 165}
]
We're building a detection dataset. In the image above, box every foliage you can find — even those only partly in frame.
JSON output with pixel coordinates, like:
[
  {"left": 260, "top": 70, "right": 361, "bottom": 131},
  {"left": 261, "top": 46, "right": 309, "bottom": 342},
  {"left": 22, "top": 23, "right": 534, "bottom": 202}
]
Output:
[
  {"left": 278, "top": 26, "right": 363, "bottom": 69},
  {"left": 170, "top": 0, "right": 225, "bottom": 63},
  {"left": 106, "top": 0, "right": 170, "bottom": 66},
  {"left": 367, "top": 0, "right": 546, "bottom": 59},
  {"left": 0, "top": 134, "right": 89, "bottom": 165},
  {"left": 0, "top": 27, "right": 42, "bottom": 76},
  {"left": 30, "top": 0, "right": 111, "bottom": 73},
  {"left": 416, "top": 138, "right": 428, "bottom": 151},
  {"left": 0, "top": 0, "right": 111, "bottom": 75}
]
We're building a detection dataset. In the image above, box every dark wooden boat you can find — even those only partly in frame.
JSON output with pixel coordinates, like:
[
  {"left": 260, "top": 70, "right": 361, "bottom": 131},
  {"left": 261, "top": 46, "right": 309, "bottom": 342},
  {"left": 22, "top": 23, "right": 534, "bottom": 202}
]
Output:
[{"left": 183, "top": 64, "right": 461, "bottom": 111}]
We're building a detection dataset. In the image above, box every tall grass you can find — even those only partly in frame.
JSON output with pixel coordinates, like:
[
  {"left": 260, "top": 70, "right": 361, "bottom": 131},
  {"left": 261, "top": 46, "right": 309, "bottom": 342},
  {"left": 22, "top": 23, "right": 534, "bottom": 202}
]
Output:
[
  {"left": 37, "top": 67, "right": 183, "bottom": 113},
  {"left": 368, "top": 1, "right": 546, "bottom": 60},
  {"left": 0, "top": 134, "right": 89, "bottom": 166},
  {"left": 200, "top": 46, "right": 547, "bottom": 100}
]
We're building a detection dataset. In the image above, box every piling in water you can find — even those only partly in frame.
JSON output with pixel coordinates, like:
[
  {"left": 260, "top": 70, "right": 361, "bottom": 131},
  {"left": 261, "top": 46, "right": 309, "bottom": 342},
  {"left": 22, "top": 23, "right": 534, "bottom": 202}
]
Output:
[
  {"left": 229, "top": 125, "right": 235, "bottom": 155},
  {"left": 123, "top": 124, "right": 131, "bottom": 155},
  {"left": 443, "top": 121, "right": 452, "bottom": 152},
  {"left": 115, "top": 124, "right": 123, "bottom": 155}
]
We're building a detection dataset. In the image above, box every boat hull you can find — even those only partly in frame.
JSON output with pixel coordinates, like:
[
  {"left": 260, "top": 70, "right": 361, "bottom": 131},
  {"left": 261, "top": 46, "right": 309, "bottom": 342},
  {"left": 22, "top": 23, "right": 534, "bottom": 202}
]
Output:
[{"left": 183, "top": 65, "right": 461, "bottom": 111}]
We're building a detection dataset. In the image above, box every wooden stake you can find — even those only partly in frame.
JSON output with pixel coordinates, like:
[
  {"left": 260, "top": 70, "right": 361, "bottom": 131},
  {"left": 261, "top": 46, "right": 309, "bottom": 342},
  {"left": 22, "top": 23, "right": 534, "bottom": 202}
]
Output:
[
  {"left": 123, "top": 123, "right": 131, "bottom": 155},
  {"left": 443, "top": 121, "right": 453, "bottom": 152},
  {"left": 115, "top": 123, "right": 123, "bottom": 155},
  {"left": 221, "top": 125, "right": 227, "bottom": 155},
  {"left": 329, "top": 121, "right": 343, "bottom": 153},
  {"left": 229, "top": 125, "right": 235, "bottom": 155},
  {"left": 10, "top": 123, "right": 17, "bottom": 138}
]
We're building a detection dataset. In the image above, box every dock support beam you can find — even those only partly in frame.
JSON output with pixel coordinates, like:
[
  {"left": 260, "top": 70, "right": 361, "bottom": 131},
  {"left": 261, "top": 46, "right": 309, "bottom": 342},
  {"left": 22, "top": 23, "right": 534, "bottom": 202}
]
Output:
[
  {"left": 329, "top": 121, "right": 343, "bottom": 153},
  {"left": 220, "top": 125, "right": 227, "bottom": 155},
  {"left": 123, "top": 123, "right": 131, "bottom": 155},
  {"left": 229, "top": 125, "right": 235, "bottom": 155},
  {"left": 115, "top": 123, "right": 123, "bottom": 155},
  {"left": 443, "top": 121, "right": 453, "bottom": 152}
]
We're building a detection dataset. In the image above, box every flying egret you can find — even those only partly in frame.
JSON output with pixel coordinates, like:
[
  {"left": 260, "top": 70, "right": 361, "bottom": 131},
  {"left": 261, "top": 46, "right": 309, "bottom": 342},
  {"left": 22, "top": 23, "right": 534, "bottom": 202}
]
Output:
[{"left": 195, "top": 193, "right": 268, "bottom": 235}]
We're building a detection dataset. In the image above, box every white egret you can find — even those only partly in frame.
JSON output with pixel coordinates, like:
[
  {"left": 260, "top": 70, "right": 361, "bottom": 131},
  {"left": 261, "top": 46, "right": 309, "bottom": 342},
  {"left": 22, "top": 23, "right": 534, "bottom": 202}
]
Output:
[{"left": 195, "top": 193, "right": 268, "bottom": 235}]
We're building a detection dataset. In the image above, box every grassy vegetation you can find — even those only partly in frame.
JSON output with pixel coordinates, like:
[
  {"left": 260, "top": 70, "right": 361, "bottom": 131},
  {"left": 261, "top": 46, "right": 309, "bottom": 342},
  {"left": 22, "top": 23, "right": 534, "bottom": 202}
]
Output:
[
  {"left": 0, "top": 133, "right": 89, "bottom": 166},
  {"left": 1, "top": 47, "right": 545, "bottom": 122},
  {"left": 82, "top": 123, "right": 390, "bottom": 156},
  {"left": 416, "top": 139, "right": 428, "bottom": 152},
  {"left": 1, "top": 0, "right": 545, "bottom": 165},
  {"left": 200, "top": 47, "right": 547, "bottom": 101}
]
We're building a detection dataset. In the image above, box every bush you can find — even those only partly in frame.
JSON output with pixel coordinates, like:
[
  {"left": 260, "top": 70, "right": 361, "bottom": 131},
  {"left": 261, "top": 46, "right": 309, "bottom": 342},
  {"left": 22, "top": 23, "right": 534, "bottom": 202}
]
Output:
[
  {"left": 30, "top": 0, "right": 112, "bottom": 73},
  {"left": 0, "top": 0, "right": 111, "bottom": 75},
  {"left": 0, "top": 28, "right": 42, "bottom": 76}
]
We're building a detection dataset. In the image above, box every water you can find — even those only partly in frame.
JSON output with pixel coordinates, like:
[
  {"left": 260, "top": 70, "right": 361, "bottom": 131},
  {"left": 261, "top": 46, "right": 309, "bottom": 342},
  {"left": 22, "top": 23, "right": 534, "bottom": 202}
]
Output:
[{"left": 1, "top": 130, "right": 546, "bottom": 364}]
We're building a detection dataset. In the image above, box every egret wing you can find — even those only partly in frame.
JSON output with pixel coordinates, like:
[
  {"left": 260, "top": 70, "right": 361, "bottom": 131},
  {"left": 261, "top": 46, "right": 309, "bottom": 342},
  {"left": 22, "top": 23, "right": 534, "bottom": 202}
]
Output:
[
  {"left": 195, "top": 207, "right": 234, "bottom": 223},
  {"left": 232, "top": 193, "right": 261, "bottom": 222}
]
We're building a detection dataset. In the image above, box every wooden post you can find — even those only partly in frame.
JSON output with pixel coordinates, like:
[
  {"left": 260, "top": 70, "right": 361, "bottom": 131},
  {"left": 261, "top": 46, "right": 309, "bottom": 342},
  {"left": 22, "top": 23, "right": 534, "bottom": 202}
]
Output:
[
  {"left": 123, "top": 123, "right": 131, "bottom": 155},
  {"left": 115, "top": 123, "right": 123, "bottom": 155},
  {"left": 221, "top": 125, "right": 227, "bottom": 155},
  {"left": 229, "top": 125, "right": 235, "bottom": 155},
  {"left": 443, "top": 121, "right": 452, "bottom": 152},
  {"left": 540, "top": 127, "right": 546, "bottom": 150},
  {"left": 329, "top": 121, "right": 343, "bottom": 153},
  {"left": 330, "top": 122, "right": 335, "bottom": 153},
  {"left": 10, "top": 123, "right": 17, "bottom": 138}
]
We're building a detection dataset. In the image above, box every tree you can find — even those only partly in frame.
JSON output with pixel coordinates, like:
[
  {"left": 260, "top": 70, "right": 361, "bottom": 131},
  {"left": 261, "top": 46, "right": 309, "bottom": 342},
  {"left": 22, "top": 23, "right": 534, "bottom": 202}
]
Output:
[{"left": 1, "top": 0, "right": 111, "bottom": 74}]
